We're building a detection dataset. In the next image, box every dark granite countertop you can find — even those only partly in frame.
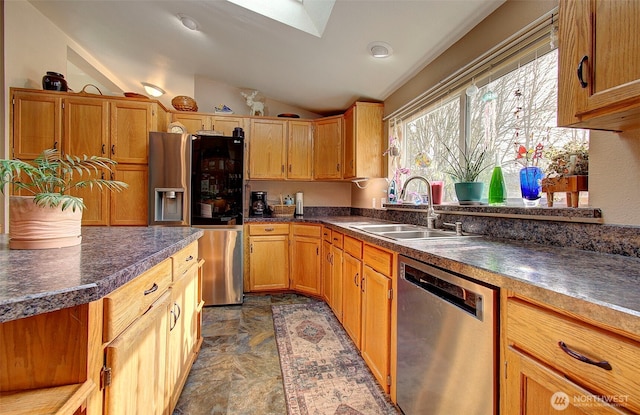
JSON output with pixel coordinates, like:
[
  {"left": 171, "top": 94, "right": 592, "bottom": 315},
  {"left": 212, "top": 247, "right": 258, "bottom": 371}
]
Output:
[
  {"left": 249, "top": 215, "right": 640, "bottom": 334},
  {"left": 0, "top": 226, "right": 203, "bottom": 323}
]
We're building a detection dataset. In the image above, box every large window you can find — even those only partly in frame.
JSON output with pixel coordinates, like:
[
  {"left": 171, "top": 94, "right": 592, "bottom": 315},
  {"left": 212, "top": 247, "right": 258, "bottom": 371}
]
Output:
[{"left": 391, "top": 34, "right": 589, "bottom": 206}]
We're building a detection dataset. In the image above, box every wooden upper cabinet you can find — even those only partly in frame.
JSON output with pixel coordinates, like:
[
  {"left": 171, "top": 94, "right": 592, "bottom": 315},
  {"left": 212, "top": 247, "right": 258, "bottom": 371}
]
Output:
[
  {"left": 287, "top": 120, "right": 313, "bottom": 180},
  {"left": 558, "top": 0, "right": 640, "bottom": 131},
  {"left": 11, "top": 90, "right": 62, "bottom": 159},
  {"left": 314, "top": 115, "right": 343, "bottom": 180},
  {"left": 343, "top": 102, "right": 384, "bottom": 179},
  {"left": 171, "top": 113, "right": 211, "bottom": 133},
  {"left": 110, "top": 100, "right": 151, "bottom": 164},
  {"left": 65, "top": 97, "right": 109, "bottom": 157},
  {"left": 248, "top": 118, "right": 287, "bottom": 179},
  {"left": 211, "top": 115, "right": 244, "bottom": 136}
]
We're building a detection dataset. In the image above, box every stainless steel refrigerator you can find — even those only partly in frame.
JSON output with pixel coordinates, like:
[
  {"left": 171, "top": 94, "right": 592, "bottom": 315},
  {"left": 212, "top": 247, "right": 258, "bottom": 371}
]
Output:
[{"left": 149, "top": 132, "right": 244, "bottom": 305}]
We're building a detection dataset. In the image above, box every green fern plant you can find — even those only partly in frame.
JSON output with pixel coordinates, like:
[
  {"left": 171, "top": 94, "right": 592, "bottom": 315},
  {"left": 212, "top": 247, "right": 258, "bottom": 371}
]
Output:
[{"left": 0, "top": 148, "right": 128, "bottom": 212}]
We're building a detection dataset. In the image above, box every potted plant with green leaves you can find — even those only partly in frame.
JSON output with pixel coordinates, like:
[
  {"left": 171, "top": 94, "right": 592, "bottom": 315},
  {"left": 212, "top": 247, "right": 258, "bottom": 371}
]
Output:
[
  {"left": 441, "top": 139, "right": 491, "bottom": 204},
  {"left": 0, "top": 148, "right": 128, "bottom": 249}
]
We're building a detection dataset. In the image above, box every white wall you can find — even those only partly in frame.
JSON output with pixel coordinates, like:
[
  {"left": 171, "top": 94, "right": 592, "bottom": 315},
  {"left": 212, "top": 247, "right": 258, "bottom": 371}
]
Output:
[
  {"left": 589, "top": 130, "right": 640, "bottom": 225},
  {"left": 195, "top": 76, "right": 321, "bottom": 119}
]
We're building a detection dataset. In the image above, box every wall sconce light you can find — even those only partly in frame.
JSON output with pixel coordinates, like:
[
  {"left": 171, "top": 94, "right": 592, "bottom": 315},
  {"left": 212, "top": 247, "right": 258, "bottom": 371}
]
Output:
[
  {"left": 368, "top": 41, "right": 393, "bottom": 58},
  {"left": 141, "top": 82, "right": 166, "bottom": 97},
  {"left": 178, "top": 14, "right": 199, "bottom": 31}
]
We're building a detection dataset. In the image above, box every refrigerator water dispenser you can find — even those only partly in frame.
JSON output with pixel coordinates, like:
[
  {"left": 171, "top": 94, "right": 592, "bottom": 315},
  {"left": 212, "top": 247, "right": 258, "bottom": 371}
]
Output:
[{"left": 155, "top": 188, "right": 185, "bottom": 222}]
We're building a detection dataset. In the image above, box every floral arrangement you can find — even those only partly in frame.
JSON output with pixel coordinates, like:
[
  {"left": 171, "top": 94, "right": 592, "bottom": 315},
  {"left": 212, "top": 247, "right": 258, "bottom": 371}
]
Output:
[
  {"left": 545, "top": 142, "right": 589, "bottom": 177},
  {"left": 515, "top": 142, "right": 544, "bottom": 167}
]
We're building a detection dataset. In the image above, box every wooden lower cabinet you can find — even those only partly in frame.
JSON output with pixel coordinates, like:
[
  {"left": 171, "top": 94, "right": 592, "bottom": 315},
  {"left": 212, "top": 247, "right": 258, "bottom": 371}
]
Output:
[
  {"left": 322, "top": 239, "right": 332, "bottom": 303},
  {"left": 249, "top": 235, "right": 289, "bottom": 291},
  {"left": 502, "top": 293, "right": 640, "bottom": 414},
  {"left": 342, "top": 252, "right": 362, "bottom": 348},
  {"left": 361, "top": 264, "right": 392, "bottom": 393},
  {"left": 290, "top": 225, "right": 322, "bottom": 295},
  {"left": 330, "top": 243, "right": 344, "bottom": 322},
  {"left": 167, "top": 265, "right": 200, "bottom": 410},
  {"left": 504, "top": 347, "right": 625, "bottom": 415},
  {"left": 104, "top": 292, "right": 170, "bottom": 415}
]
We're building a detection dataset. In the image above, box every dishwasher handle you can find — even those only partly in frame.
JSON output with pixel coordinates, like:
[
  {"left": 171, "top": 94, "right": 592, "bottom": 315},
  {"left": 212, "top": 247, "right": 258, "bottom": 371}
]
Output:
[{"left": 402, "top": 262, "right": 484, "bottom": 319}]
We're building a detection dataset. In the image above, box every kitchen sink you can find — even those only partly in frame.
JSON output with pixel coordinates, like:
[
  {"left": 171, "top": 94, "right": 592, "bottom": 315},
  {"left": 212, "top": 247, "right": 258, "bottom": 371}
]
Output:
[
  {"left": 350, "top": 224, "right": 425, "bottom": 233},
  {"left": 380, "top": 230, "right": 461, "bottom": 240},
  {"left": 351, "top": 223, "right": 471, "bottom": 240}
]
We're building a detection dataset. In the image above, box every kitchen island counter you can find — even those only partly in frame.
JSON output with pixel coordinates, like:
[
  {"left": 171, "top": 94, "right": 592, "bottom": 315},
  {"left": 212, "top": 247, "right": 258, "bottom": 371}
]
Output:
[{"left": 0, "top": 226, "right": 203, "bottom": 322}]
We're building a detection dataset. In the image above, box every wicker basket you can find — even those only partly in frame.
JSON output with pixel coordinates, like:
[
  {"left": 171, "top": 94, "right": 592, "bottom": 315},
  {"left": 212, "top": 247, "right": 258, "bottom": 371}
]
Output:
[
  {"left": 171, "top": 95, "right": 198, "bottom": 112},
  {"left": 270, "top": 204, "right": 295, "bottom": 218}
]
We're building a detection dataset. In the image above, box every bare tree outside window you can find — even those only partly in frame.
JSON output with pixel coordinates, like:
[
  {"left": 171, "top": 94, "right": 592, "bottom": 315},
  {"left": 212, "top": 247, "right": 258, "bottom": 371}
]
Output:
[{"left": 396, "top": 49, "right": 589, "bottom": 205}]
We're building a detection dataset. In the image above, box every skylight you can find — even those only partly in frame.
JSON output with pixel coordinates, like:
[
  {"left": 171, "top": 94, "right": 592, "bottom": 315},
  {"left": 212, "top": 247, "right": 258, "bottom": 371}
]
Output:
[{"left": 225, "top": 0, "right": 335, "bottom": 37}]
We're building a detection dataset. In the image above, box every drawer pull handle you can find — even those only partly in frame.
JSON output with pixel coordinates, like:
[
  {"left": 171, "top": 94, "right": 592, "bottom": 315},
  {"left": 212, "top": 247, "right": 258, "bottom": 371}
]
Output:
[
  {"left": 185, "top": 255, "right": 194, "bottom": 262},
  {"left": 264, "top": 227, "right": 275, "bottom": 232},
  {"left": 144, "top": 283, "right": 158, "bottom": 296},
  {"left": 558, "top": 341, "right": 612, "bottom": 371}
]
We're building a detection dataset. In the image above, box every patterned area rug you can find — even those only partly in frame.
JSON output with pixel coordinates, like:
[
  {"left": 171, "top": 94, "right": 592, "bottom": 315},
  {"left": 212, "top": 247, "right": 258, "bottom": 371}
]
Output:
[{"left": 272, "top": 302, "right": 399, "bottom": 415}]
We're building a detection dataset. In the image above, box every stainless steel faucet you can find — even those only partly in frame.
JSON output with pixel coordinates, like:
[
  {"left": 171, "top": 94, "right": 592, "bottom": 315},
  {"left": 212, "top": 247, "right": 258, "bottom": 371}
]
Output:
[{"left": 399, "top": 176, "right": 439, "bottom": 228}]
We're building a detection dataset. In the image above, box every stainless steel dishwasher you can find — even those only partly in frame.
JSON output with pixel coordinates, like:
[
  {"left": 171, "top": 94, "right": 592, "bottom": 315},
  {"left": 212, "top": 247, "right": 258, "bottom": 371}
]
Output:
[{"left": 396, "top": 255, "right": 498, "bottom": 415}]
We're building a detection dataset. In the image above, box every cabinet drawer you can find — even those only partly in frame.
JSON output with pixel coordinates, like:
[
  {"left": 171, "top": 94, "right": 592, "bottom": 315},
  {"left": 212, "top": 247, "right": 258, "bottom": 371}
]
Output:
[
  {"left": 343, "top": 235, "right": 362, "bottom": 259},
  {"left": 507, "top": 298, "right": 640, "bottom": 413},
  {"left": 363, "top": 244, "right": 393, "bottom": 276},
  {"left": 248, "top": 223, "right": 289, "bottom": 236},
  {"left": 322, "top": 227, "right": 332, "bottom": 242},
  {"left": 172, "top": 241, "right": 198, "bottom": 281},
  {"left": 292, "top": 224, "right": 321, "bottom": 238},
  {"left": 331, "top": 232, "right": 343, "bottom": 249},
  {"left": 103, "top": 259, "right": 172, "bottom": 342}
]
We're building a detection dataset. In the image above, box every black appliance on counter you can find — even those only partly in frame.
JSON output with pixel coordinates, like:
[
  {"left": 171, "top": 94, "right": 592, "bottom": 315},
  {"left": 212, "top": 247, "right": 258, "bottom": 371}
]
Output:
[{"left": 250, "top": 191, "right": 267, "bottom": 217}]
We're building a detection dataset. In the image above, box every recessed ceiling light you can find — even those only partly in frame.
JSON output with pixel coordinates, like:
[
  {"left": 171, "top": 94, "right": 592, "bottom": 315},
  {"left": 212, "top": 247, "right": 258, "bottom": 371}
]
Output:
[
  {"left": 141, "top": 82, "right": 166, "bottom": 97},
  {"left": 368, "top": 41, "right": 393, "bottom": 58},
  {"left": 178, "top": 14, "right": 199, "bottom": 31}
]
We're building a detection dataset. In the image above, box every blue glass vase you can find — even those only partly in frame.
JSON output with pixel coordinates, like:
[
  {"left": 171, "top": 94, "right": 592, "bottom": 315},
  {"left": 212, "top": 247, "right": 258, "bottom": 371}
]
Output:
[{"left": 519, "top": 166, "right": 543, "bottom": 207}]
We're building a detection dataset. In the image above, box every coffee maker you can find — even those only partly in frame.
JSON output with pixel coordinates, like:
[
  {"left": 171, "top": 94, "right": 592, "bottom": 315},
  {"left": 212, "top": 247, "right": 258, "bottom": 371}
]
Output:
[{"left": 250, "top": 191, "right": 267, "bottom": 216}]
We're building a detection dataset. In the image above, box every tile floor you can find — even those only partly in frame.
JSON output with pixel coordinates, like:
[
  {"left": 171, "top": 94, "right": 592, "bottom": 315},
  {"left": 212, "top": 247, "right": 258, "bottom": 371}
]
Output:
[{"left": 173, "top": 293, "right": 317, "bottom": 415}]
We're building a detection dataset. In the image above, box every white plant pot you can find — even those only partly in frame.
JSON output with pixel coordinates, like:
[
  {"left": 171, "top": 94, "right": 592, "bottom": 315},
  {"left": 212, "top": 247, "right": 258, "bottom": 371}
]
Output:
[{"left": 9, "top": 195, "right": 82, "bottom": 249}]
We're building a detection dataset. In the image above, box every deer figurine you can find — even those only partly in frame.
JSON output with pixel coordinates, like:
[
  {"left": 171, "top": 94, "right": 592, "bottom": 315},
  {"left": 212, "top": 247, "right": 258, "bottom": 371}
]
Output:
[{"left": 241, "top": 91, "right": 265, "bottom": 116}]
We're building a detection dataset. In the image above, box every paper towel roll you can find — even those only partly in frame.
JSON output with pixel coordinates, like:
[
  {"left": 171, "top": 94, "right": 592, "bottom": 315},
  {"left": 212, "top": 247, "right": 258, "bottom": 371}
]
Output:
[{"left": 295, "top": 192, "right": 303, "bottom": 216}]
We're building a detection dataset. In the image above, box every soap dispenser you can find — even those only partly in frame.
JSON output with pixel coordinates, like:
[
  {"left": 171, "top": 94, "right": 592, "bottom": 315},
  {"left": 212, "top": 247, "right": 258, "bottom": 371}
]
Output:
[{"left": 387, "top": 179, "right": 397, "bottom": 204}]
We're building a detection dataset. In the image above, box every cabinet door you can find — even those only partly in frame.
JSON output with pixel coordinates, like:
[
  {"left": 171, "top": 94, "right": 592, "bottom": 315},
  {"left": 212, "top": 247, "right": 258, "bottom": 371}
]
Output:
[
  {"left": 344, "top": 102, "right": 384, "bottom": 179},
  {"left": 361, "top": 265, "right": 391, "bottom": 392},
  {"left": 313, "top": 116, "right": 343, "bottom": 180},
  {"left": 110, "top": 101, "right": 151, "bottom": 164},
  {"left": 249, "top": 235, "right": 289, "bottom": 290},
  {"left": 558, "top": 0, "right": 640, "bottom": 130},
  {"left": 11, "top": 91, "right": 62, "bottom": 159},
  {"left": 287, "top": 120, "right": 313, "bottom": 180},
  {"left": 330, "top": 244, "right": 343, "bottom": 321},
  {"left": 171, "top": 113, "right": 211, "bottom": 133},
  {"left": 322, "top": 240, "right": 332, "bottom": 304},
  {"left": 64, "top": 97, "right": 110, "bottom": 226},
  {"left": 503, "top": 347, "right": 626, "bottom": 415},
  {"left": 211, "top": 116, "right": 244, "bottom": 136},
  {"left": 290, "top": 235, "right": 321, "bottom": 295},
  {"left": 104, "top": 292, "right": 170, "bottom": 415},
  {"left": 110, "top": 164, "right": 148, "bottom": 225},
  {"left": 167, "top": 266, "right": 199, "bottom": 410},
  {"left": 248, "top": 119, "right": 287, "bottom": 179},
  {"left": 342, "top": 253, "right": 362, "bottom": 348}
]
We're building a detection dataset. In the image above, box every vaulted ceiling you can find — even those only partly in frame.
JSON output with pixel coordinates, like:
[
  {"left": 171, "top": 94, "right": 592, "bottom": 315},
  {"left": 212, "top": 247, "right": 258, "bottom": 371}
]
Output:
[{"left": 29, "top": 0, "right": 505, "bottom": 115}]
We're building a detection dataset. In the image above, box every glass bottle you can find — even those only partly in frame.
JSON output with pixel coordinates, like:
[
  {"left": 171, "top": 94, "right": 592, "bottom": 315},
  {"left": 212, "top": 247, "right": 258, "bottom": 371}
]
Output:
[{"left": 488, "top": 158, "right": 507, "bottom": 205}]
